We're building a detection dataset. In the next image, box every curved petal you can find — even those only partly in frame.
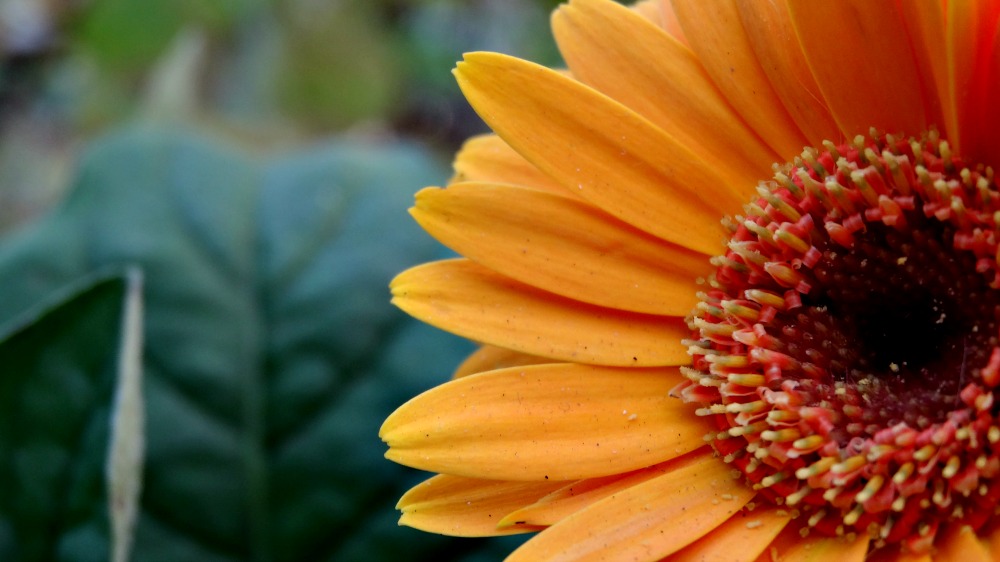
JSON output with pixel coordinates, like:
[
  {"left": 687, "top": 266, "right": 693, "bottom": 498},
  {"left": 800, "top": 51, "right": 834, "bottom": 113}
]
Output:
[
  {"left": 934, "top": 525, "right": 992, "bottom": 562},
  {"left": 553, "top": 0, "right": 779, "bottom": 193},
  {"left": 451, "top": 134, "right": 568, "bottom": 194},
  {"left": 453, "top": 345, "right": 553, "bottom": 379},
  {"left": 734, "top": 0, "right": 841, "bottom": 146},
  {"left": 391, "top": 259, "right": 691, "bottom": 366},
  {"left": 454, "top": 51, "right": 739, "bottom": 256},
  {"left": 671, "top": 0, "right": 809, "bottom": 159},
  {"left": 396, "top": 474, "right": 563, "bottom": 537},
  {"left": 499, "top": 450, "right": 709, "bottom": 528},
  {"left": 381, "top": 363, "right": 711, "bottom": 481},
  {"left": 505, "top": 454, "right": 754, "bottom": 562},
  {"left": 787, "top": 1, "right": 929, "bottom": 138},
  {"left": 670, "top": 504, "right": 790, "bottom": 562},
  {"left": 411, "top": 183, "right": 709, "bottom": 315}
]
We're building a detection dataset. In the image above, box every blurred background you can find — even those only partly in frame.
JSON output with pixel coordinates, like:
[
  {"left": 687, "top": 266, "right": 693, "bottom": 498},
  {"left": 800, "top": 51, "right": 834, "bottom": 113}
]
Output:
[
  {"left": 0, "top": 0, "right": 568, "bottom": 231},
  {"left": 0, "top": 1, "right": 609, "bottom": 561}
]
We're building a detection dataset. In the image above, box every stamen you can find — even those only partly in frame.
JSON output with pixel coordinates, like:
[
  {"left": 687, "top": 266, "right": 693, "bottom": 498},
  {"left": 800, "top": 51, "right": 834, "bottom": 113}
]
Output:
[{"left": 684, "top": 132, "right": 1000, "bottom": 552}]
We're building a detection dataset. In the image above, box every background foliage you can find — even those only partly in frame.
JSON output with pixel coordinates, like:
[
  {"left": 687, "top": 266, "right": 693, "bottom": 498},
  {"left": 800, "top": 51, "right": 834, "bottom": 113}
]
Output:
[{"left": 0, "top": 0, "right": 599, "bottom": 560}]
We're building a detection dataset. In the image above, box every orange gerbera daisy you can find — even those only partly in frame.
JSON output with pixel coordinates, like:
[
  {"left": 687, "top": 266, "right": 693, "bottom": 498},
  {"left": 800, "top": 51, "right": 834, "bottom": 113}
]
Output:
[{"left": 380, "top": 0, "right": 1000, "bottom": 560}]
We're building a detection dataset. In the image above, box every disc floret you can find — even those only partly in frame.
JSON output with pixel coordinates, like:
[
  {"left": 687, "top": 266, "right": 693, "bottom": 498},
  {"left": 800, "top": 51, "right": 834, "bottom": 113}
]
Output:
[{"left": 680, "top": 132, "right": 1000, "bottom": 553}]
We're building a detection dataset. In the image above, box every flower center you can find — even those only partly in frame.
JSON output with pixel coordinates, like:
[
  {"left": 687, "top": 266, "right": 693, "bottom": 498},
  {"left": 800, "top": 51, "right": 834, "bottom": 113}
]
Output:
[{"left": 680, "top": 132, "right": 1000, "bottom": 553}]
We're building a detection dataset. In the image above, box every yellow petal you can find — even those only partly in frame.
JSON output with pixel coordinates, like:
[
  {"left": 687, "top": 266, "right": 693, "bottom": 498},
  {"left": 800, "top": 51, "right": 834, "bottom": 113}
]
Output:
[
  {"left": 396, "top": 474, "right": 563, "bottom": 537},
  {"left": 787, "top": 1, "right": 929, "bottom": 138},
  {"left": 766, "top": 529, "right": 869, "bottom": 562},
  {"left": 452, "top": 345, "right": 553, "bottom": 379},
  {"left": 454, "top": 51, "right": 739, "bottom": 256},
  {"left": 381, "top": 363, "right": 710, "bottom": 481},
  {"left": 670, "top": 505, "right": 790, "bottom": 562},
  {"left": 553, "top": 0, "right": 778, "bottom": 193},
  {"left": 391, "top": 259, "right": 691, "bottom": 366},
  {"left": 733, "top": 0, "right": 841, "bottom": 146},
  {"left": 499, "top": 450, "right": 711, "bottom": 528},
  {"left": 451, "top": 134, "right": 568, "bottom": 195},
  {"left": 412, "top": 183, "right": 708, "bottom": 315},
  {"left": 505, "top": 454, "right": 754, "bottom": 562},
  {"left": 934, "top": 525, "right": 992, "bottom": 562},
  {"left": 672, "top": 0, "right": 809, "bottom": 159}
]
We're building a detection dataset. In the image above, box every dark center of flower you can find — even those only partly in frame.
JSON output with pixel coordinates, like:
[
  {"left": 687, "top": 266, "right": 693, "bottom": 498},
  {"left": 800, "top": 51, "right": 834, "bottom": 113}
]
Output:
[{"left": 680, "top": 132, "right": 1000, "bottom": 553}]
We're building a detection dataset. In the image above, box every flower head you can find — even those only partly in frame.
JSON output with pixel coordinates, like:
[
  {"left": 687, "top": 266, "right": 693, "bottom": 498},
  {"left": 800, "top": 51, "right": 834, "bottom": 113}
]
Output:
[{"left": 381, "top": 0, "right": 1000, "bottom": 559}]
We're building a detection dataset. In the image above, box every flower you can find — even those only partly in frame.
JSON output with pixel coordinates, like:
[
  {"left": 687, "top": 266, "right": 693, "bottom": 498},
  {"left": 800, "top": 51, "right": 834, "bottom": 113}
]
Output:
[{"left": 380, "top": 0, "right": 1000, "bottom": 560}]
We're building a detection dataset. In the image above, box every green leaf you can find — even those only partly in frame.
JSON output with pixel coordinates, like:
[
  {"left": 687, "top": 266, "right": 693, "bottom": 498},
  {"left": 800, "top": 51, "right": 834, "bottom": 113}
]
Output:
[
  {"left": 0, "top": 126, "right": 521, "bottom": 560},
  {"left": 0, "top": 270, "right": 141, "bottom": 562}
]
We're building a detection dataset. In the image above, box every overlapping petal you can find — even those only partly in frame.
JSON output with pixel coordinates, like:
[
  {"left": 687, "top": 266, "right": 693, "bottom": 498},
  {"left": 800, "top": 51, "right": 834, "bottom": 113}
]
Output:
[
  {"left": 391, "top": 259, "right": 691, "bottom": 366},
  {"left": 553, "top": 0, "right": 778, "bottom": 192},
  {"left": 733, "top": 0, "right": 841, "bottom": 146},
  {"left": 504, "top": 453, "right": 754, "bottom": 562},
  {"left": 386, "top": 0, "right": 1000, "bottom": 559},
  {"left": 669, "top": 505, "right": 790, "bottom": 562},
  {"left": 411, "top": 183, "right": 709, "bottom": 315},
  {"left": 450, "top": 134, "right": 568, "bottom": 194},
  {"left": 452, "top": 345, "right": 552, "bottom": 379},
  {"left": 671, "top": 0, "right": 808, "bottom": 159},
  {"left": 396, "top": 474, "right": 563, "bottom": 536},
  {"left": 763, "top": 528, "right": 869, "bottom": 562},
  {"left": 455, "top": 51, "right": 740, "bottom": 255},
  {"left": 381, "top": 363, "right": 710, "bottom": 481},
  {"left": 786, "top": 1, "right": 929, "bottom": 138},
  {"left": 499, "top": 451, "right": 709, "bottom": 528}
]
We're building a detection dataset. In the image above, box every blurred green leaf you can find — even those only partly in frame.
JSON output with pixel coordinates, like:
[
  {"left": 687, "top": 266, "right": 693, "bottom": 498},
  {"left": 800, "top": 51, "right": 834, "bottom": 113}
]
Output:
[
  {"left": 0, "top": 126, "right": 523, "bottom": 560},
  {"left": 0, "top": 271, "right": 134, "bottom": 561}
]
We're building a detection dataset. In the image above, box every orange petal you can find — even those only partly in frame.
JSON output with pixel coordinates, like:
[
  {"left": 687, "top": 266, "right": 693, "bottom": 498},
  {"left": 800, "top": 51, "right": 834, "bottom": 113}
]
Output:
[
  {"left": 655, "top": 0, "right": 688, "bottom": 46},
  {"left": 632, "top": 0, "right": 663, "bottom": 27},
  {"left": 500, "top": 450, "right": 711, "bottom": 528},
  {"left": 396, "top": 474, "right": 563, "bottom": 537},
  {"left": 981, "top": 522, "right": 1000, "bottom": 560},
  {"left": 505, "top": 454, "right": 755, "bottom": 562},
  {"left": 787, "top": 1, "right": 929, "bottom": 138},
  {"left": 381, "top": 363, "right": 710, "bottom": 481},
  {"left": 973, "top": 3, "right": 1000, "bottom": 170},
  {"left": 451, "top": 134, "right": 568, "bottom": 194},
  {"left": 864, "top": 546, "right": 932, "bottom": 562},
  {"left": 391, "top": 259, "right": 691, "bottom": 366},
  {"left": 411, "top": 183, "right": 709, "bottom": 315},
  {"left": 553, "top": 0, "right": 779, "bottom": 193},
  {"left": 764, "top": 527, "right": 869, "bottom": 562},
  {"left": 946, "top": 1, "right": 1000, "bottom": 164},
  {"left": 452, "top": 345, "right": 552, "bottom": 379},
  {"left": 670, "top": 504, "right": 791, "bottom": 562},
  {"left": 896, "top": 1, "right": 951, "bottom": 141},
  {"left": 671, "top": 0, "right": 809, "bottom": 160},
  {"left": 454, "top": 51, "right": 739, "bottom": 256},
  {"left": 934, "top": 525, "right": 992, "bottom": 562},
  {"left": 733, "top": 0, "right": 841, "bottom": 146}
]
